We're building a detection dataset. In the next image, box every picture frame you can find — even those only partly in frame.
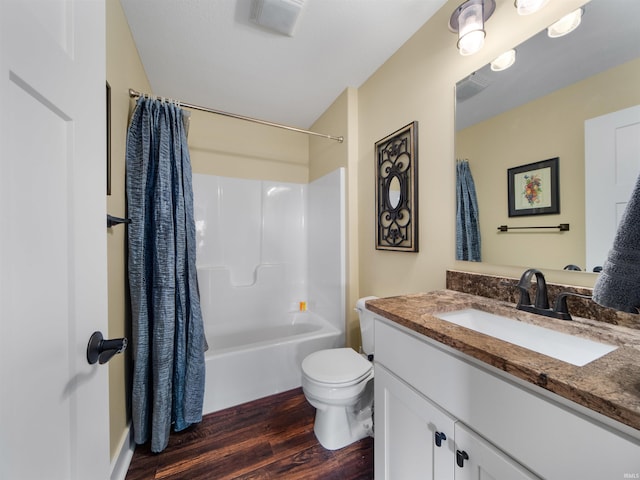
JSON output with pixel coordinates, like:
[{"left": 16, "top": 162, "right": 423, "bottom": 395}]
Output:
[
  {"left": 106, "top": 81, "right": 112, "bottom": 196},
  {"left": 507, "top": 157, "right": 559, "bottom": 217},
  {"left": 375, "top": 121, "right": 419, "bottom": 252}
]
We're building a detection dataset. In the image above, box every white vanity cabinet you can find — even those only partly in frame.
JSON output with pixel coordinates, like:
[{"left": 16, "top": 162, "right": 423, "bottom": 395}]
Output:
[
  {"left": 375, "top": 364, "right": 537, "bottom": 480},
  {"left": 374, "top": 317, "right": 640, "bottom": 480}
]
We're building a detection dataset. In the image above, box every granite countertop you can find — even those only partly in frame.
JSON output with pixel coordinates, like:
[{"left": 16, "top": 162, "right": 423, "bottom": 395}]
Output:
[{"left": 367, "top": 290, "right": 640, "bottom": 433}]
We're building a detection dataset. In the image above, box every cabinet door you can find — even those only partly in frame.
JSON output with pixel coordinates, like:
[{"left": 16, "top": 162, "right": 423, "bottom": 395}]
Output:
[
  {"left": 454, "top": 423, "right": 540, "bottom": 480},
  {"left": 375, "top": 364, "right": 456, "bottom": 480}
]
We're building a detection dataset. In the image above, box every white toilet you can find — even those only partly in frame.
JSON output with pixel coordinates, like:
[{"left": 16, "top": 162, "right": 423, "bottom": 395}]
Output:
[{"left": 301, "top": 296, "right": 378, "bottom": 450}]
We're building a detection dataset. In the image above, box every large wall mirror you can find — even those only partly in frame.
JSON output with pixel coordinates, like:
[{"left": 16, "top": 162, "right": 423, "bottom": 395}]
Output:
[{"left": 455, "top": 0, "right": 640, "bottom": 274}]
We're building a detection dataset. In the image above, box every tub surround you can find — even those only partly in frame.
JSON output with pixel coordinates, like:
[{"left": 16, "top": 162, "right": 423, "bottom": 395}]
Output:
[
  {"left": 366, "top": 287, "right": 640, "bottom": 434},
  {"left": 193, "top": 169, "right": 346, "bottom": 414}
]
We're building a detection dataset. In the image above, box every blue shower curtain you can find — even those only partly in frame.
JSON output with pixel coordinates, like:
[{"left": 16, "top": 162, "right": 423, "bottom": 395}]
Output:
[
  {"left": 456, "top": 159, "right": 481, "bottom": 262},
  {"left": 126, "top": 96, "right": 206, "bottom": 453}
]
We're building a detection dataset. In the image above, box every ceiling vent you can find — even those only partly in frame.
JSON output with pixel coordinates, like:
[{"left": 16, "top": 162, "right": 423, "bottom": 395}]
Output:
[
  {"left": 250, "top": 0, "right": 306, "bottom": 37},
  {"left": 456, "top": 71, "right": 489, "bottom": 102}
]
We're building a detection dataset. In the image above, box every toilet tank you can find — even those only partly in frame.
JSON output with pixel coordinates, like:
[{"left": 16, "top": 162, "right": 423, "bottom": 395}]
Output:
[{"left": 355, "top": 296, "right": 378, "bottom": 355}]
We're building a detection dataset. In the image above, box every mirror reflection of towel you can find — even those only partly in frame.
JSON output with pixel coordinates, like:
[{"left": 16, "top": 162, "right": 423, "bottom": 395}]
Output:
[
  {"left": 456, "top": 159, "right": 481, "bottom": 262},
  {"left": 593, "top": 174, "right": 640, "bottom": 314}
]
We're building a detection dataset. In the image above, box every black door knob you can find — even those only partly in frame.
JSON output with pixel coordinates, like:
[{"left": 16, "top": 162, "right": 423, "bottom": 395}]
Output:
[{"left": 87, "top": 331, "right": 127, "bottom": 365}]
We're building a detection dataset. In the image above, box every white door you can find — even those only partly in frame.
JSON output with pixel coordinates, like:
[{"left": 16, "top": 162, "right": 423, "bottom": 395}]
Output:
[
  {"left": 0, "top": 1, "right": 109, "bottom": 479},
  {"left": 585, "top": 105, "right": 640, "bottom": 272}
]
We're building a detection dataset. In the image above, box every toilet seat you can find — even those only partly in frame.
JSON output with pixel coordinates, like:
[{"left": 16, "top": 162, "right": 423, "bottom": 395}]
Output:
[{"left": 302, "top": 348, "right": 372, "bottom": 386}]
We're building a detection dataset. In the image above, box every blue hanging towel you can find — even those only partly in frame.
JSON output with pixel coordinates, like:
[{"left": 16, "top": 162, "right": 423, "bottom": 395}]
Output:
[
  {"left": 456, "top": 159, "right": 482, "bottom": 262},
  {"left": 126, "top": 96, "right": 206, "bottom": 453}
]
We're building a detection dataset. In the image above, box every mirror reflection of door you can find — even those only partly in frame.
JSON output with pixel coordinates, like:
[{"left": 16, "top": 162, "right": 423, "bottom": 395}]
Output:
[{"left": 585, "top": 105, "right": 640, "bottom": 272}]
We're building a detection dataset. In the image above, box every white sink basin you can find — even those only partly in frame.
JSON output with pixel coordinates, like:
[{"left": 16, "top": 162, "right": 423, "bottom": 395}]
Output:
[{"left": 436, "top": 308, "right": 617, "bottom": 367}]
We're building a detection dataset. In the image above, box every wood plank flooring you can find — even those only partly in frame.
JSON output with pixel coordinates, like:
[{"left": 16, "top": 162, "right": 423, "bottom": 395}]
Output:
[{"left": 125, "top": 388, "right": 374, "bottom": 480}]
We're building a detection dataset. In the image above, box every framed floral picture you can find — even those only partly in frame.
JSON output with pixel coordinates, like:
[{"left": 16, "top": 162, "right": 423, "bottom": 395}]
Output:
[{"left": 507, "top": 157, "right": 559, "bottom": 217}]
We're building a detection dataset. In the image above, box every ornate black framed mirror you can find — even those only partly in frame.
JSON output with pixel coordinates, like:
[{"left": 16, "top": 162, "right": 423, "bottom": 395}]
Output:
[{"left": 375, "top": 121, "right": 419, "bottom": 252}]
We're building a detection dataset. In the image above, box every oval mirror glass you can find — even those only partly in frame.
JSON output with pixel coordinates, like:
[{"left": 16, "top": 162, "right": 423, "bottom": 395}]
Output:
[{"left": 388, "top": 175, "right": 401, "bottom": 209}]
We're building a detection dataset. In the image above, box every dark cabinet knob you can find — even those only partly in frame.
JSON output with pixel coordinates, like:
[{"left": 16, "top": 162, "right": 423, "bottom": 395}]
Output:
[
  {"left": 434, "top": 431, "right": 447, "bottom": 447},
  {"left": 456, "top": 450, "right": 469, "bottom": 468}
]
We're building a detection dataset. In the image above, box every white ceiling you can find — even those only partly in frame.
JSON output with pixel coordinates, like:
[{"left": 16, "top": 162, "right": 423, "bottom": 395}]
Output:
[{"left": 120, "top": 0, "right": 448, "bottom": 129}]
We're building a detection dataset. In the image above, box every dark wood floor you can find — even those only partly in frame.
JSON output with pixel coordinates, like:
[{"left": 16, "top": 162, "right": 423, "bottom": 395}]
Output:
[{"left": 125, "top": 388, "right": 374, "bottom": 480}]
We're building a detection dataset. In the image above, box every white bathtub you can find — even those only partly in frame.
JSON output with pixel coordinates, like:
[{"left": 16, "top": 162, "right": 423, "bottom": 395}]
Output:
[{"left": 202, "top": 311, "right": 342, "bottom": 415}]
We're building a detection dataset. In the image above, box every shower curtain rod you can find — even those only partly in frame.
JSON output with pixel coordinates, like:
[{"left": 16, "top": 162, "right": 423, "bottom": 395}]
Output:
[{"left": 129, "top": 88, "right": 344, "bottom": 143}]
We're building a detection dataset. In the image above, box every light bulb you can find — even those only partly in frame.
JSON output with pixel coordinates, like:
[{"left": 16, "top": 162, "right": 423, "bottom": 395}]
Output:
[
  {"left": 457, "top": 2, "right": 485, "bottom": 56},
  {"left": 514, "top": 0, "right": 549, "bottom": 16},
  {"left": 491, "top": 49, "right": 516, "bottom": 71},
  {"left": 548, "top": 8, "right": 583, "bottom": 38},
  {"left": 459, "top": 30, "right": 486, "bottom": 56}
]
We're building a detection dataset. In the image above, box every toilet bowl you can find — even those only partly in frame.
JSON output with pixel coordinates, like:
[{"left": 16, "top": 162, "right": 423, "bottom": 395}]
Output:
[{"left": 301, "top": 296, "right": 378, "bottom": 450}]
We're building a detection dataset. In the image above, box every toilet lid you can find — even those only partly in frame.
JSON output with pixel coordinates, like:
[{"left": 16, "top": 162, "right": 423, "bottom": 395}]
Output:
[{"left": 302, "top": 348, "right": 372, "bottom": 384}]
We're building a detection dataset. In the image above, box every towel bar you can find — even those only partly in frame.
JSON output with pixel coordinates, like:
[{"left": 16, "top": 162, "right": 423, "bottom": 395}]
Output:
[{"left": 498, "top": 223, "right": 569, "bottom": 232}]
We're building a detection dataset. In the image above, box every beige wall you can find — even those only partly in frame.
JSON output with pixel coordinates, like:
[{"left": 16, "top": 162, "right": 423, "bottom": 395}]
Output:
[
  {"left": 106, "top": 0, "right": 152, "bottom": 460},
  {"left": 309, "top": 88, "right": 361, "bottom": 348},
  {"left": 355, "top": 0, "right": 592, "bottom": 294},
  {"left": 457, "top": 58, "right": 640, "bottom": 271},
  {"left": 188, "top": 109, "right": 309, "bottom": 182}
]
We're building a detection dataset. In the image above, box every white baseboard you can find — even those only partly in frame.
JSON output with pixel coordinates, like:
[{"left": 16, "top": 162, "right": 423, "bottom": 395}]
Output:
[{"left": 110, "top": 424, "right": 135, "bottom": 480}]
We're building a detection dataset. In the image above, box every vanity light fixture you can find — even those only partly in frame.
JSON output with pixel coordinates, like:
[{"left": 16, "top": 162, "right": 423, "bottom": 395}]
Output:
[
  {"left": 449, "top": 0, "right": 496, "bottom": 56},
  {"left": 547, "top": 8, "right": 583, "bottom": 38},
  {"left": 514, "top": 0, "right": 549, "bottom": 16},
  {"left": 491, "top": 49, "right": 516, "bottom": 71}
]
